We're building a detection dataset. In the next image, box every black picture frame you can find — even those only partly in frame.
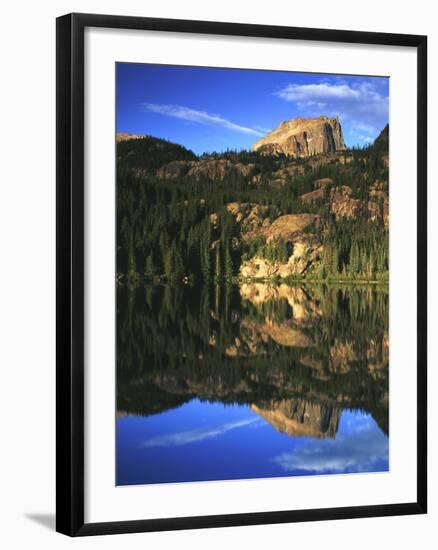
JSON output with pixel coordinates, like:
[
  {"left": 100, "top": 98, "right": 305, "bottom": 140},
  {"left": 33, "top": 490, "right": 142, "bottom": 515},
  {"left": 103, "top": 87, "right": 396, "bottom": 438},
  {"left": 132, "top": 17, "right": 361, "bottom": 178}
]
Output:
[{"left": 56, "top": 12, "right": 427, "bottom": 537}]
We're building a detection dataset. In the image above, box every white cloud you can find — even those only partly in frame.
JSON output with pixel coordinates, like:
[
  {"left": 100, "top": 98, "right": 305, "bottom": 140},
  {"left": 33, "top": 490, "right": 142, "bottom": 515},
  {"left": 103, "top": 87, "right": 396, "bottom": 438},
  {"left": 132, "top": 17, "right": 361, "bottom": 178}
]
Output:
[
  {"left": 143, "top": 103, "right": 263, "bottom": 137},
  {"left": 274, "top": 80, "right": 388, "bottom": 132},
  {"left": 142, "top": 418, "right": 259, "bottom": 448},
  {"left": 276, "top": 83, "right": 361, "bottom": 102}
]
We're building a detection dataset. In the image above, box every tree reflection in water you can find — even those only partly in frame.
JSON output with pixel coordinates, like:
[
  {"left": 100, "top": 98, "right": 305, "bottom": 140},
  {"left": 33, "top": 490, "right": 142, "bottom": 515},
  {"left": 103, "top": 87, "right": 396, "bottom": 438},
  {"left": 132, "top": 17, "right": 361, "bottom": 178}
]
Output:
[{"left": 117, "top": 283, "right": 389, "bottom": 439}]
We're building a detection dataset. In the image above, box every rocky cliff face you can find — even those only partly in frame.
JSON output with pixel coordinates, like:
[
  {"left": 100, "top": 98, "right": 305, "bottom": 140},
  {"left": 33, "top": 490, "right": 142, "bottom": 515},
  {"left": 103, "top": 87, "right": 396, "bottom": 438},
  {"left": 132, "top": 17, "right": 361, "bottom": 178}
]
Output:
[
  {"left": 240, "top": 239, "right": 322, "bottom": 279},
  {"left": 253, "top": 116, "right": 346, "bottom": 158},
  {"left": 240, "top": 213, "right": 323, "bottom": 278},
  {"left": 156, "top": 158, "right": 256, "bottom": 181},
  {"left": 116, "top": 132, "right": 146, "bottom": 142},
  {"left": 298, "top": 180, "right": 389, "bottom": 228}
]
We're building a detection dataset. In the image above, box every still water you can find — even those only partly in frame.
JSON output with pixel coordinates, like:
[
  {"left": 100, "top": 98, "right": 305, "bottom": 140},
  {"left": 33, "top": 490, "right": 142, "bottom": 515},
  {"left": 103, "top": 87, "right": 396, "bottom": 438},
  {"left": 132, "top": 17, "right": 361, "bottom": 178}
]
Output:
[{"left": 117, "top": 283, "right": 389, "bottom": 485}]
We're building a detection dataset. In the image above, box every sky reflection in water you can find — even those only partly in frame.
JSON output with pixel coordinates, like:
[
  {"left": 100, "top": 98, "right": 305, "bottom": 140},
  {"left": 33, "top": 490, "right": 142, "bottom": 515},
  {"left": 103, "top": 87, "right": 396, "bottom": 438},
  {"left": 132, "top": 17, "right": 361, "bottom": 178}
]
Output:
[{"left": 117, "top": 399, "right": 388, "bottom": 485}]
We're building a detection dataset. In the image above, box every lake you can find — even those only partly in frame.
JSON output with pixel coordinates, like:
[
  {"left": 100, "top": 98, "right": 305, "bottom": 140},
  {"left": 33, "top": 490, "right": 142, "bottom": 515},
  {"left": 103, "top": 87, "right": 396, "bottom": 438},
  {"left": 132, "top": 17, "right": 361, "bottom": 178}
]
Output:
[{"left": 117, "top": 283, "right": 389, "bottom": 485}]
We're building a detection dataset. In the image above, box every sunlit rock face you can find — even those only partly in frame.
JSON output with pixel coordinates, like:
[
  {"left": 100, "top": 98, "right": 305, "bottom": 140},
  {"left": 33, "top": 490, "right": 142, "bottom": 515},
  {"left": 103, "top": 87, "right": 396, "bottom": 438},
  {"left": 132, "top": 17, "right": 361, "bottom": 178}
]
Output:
[
  {"left": 245, "top": 213, "right": 321, "bottom": 242},
  {"left": 297, "top": 179, "right": 389, "bottom": 228},
  {"left": 225, "top": 202, "right": 277, "bottom": 232},
  {"left": 300, "top": 188, "right": 326, "bottom": 205},
  {"left": 328, "top": 184, "right": 389, "bottom": 227},
  {"left": 330, "top": 186, "right": 367, "bottom": 220},
  {"left": 239, "top": 213, "right": 323, "bottom": 278},
  {"left": 187, "top": 159, "right": 242, "bottom": 181},
  {"left": 116, "top": 132, "right": 146, "bottom": 142},
  {"left": 239, "top": 237, "right": 322, "bottom": 278},
  {"left": 156, "top": 160, "right": 193, "bottom": 179},
  {"left": 368, "top": 182, "right": 389, "bottom": 228},
  {"left": 156, "top": 159, "right": 256, "bottom": 181},
  {"left": 252, "top": 399, "right": 341, "bottom": 439},
  {"left": 253, "top": 116, "right": 346, "bottom": 158}
]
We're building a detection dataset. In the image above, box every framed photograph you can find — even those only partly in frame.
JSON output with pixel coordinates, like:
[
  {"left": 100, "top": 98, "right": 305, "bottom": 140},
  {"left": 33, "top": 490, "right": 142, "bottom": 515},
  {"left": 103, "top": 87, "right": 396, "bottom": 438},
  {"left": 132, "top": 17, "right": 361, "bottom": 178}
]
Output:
[{"left": 56, "top": 13, "right": 427, "bottom": 536}]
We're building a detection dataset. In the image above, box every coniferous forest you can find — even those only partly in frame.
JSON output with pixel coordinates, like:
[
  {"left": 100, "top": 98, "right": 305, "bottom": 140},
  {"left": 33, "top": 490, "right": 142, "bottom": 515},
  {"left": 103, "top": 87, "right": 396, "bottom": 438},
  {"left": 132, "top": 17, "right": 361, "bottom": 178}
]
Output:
[{"left": 116, "top": 126, "right": 389, "bottom": 286}]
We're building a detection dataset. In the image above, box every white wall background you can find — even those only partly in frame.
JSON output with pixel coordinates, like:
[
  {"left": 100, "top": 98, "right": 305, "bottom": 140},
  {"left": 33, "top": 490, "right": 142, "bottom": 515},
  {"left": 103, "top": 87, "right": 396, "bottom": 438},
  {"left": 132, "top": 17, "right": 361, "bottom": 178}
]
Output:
[{"left": 0, "top": 1, "right": 434, "bottom": 548}]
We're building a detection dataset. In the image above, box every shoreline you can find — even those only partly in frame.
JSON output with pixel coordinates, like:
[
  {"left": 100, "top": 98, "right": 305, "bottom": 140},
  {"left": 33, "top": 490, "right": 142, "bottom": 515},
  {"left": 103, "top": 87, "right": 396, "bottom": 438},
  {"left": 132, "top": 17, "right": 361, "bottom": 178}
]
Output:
[{"left": 118, "top": 273, "right": 389, "bottom": 287}]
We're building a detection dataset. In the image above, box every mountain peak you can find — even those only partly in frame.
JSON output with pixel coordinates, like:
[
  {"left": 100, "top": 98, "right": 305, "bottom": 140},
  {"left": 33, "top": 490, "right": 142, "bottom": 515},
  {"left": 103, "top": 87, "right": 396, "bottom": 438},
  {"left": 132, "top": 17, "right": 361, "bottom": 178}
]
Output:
[
  {"left": 253, "top": 116, "right": 346, "bottom": 158},
  {"left": 371, "top": 124, "right": 389, "bottom": 152}
]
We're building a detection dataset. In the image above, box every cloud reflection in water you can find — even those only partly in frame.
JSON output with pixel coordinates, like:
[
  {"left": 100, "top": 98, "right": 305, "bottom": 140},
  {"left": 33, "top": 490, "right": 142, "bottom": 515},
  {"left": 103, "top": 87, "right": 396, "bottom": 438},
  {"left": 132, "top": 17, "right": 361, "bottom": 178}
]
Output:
[
  {"left": 272, "top": 412, "right": 388, "bottom": 474},
  {"left": 142, "top": 417, "right": 260, "bottom": 448}
]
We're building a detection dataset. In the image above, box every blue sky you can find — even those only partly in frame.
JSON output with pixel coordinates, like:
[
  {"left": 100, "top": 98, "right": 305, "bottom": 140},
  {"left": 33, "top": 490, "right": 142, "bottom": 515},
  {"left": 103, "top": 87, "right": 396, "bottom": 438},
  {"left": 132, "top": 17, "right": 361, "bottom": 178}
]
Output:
[{"left": 117, "top": 63, "right": 389, "bottom": 155}]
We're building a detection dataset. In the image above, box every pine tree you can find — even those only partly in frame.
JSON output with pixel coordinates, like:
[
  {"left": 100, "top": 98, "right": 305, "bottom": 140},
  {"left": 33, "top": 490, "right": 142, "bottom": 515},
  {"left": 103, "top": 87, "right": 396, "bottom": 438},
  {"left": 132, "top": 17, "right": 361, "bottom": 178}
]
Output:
[
  {"left": 200, "top": 220, "right": 211, "bottom": 282},
  {"left": 277, "top": 238, "right": 288, "bottom": 263},
  {"left": 164, "top": 246, "right": 174, "bottom": 279},
  {"left": 224, "top": 240, "right": 233, "bottom": 280},
  {"left": 330, "top": 245, "right": 339, "bottom": 275},
  {"left": 145, "top": 254, "right": 155, "bottom": 277},
  {"left": 349, "top": 242, "right": 360, "bottom": 276},
  {"left": 368, "top": 250, "right": 376, "bottom": 278},
  {"left": 173, "top": 245, "right": 184, "bottom": 280},
  {"left": 128, "top": 232, "right": 137, "bottom": 275}
]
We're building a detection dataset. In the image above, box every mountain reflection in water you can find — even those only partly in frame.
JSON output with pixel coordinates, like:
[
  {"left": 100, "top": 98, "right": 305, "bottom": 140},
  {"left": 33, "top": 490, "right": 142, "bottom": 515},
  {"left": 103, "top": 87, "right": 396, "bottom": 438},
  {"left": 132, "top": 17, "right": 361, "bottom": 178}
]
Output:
[{"left": 117, "top": 283, "right": 389, "bottom": 485}]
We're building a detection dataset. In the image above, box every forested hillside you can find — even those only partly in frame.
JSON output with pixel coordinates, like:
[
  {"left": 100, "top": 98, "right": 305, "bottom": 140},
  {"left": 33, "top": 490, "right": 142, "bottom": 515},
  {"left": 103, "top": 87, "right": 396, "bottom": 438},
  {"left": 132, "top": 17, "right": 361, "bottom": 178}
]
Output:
[{"left": 116, "top": 126, "right": 389, "bottom": 284}]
